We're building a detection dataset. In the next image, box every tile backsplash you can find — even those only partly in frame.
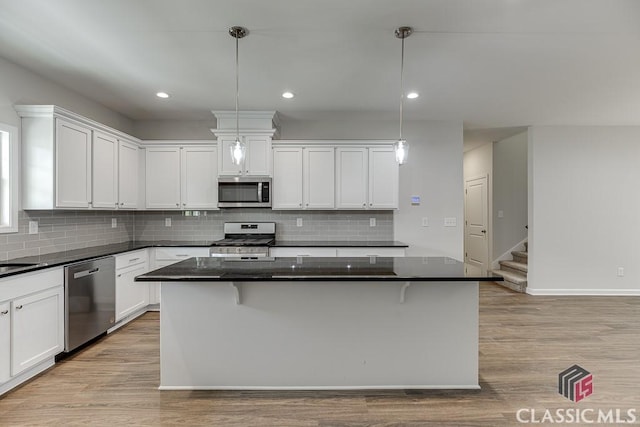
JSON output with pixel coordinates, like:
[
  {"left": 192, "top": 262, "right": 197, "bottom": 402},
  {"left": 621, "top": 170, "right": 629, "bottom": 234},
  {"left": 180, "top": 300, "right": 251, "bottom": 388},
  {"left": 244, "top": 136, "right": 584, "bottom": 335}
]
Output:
[{"left": 0, "top": 209, "right": 393, "bottom": 260}]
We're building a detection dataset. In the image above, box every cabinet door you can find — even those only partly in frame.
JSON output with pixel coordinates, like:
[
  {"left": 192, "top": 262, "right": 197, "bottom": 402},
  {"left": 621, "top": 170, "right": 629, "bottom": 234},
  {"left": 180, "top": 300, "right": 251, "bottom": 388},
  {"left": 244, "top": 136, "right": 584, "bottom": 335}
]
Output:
[
  {"left": 218, "top": 136, "right": 244, "bottom": 176},
  {"left": 0, "top": 301, "right": 9, "bottom": 384},
  {"left": 118, "top": 141, "right": 139, "bottom": 209},
  {"left": 11, "top": 286, "right": 63, "bottom": 376},
  {"left": 92, "top": 131, "right": 118, "bottom": 209},
  {"left": 181, "top": 146, "right": 218, "bottom": 209},
  {"left": 368, "top": 147, "right": 399, "bottom": 209},
  {"left": 303, "top": 147, "right": 335, "bottom": 209},
  {"left": 145, "top": 147, "right": 181, "bottom": 209},
  {"left": 245, "top": 135, "right": 271, "bottom": 176},
  {"left": 116, "top": 264, "right": 149, "bottom": 322},
  {"left": 272, "top": 147, "right": 303, "bottom": 209},
  {"left": 55, "top": 119, "right": 92, "bottom": 208},
  {"left": 336, "top": 147, "right": 368, "bottom": 209}
]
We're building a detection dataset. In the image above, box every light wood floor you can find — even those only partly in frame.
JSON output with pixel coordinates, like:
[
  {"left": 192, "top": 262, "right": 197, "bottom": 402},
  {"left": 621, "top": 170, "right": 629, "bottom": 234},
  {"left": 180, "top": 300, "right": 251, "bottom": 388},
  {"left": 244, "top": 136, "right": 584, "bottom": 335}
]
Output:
[{"left": 1, "top": 283, "right": 639, "bottom": 426}]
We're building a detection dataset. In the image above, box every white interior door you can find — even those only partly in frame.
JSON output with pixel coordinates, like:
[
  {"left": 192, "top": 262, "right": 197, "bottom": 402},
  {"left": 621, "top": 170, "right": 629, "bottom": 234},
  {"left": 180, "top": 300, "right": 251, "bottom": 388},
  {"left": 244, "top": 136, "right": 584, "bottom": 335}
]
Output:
[{"left": 465, "top": 175, "right": 488, "bottom": 276}]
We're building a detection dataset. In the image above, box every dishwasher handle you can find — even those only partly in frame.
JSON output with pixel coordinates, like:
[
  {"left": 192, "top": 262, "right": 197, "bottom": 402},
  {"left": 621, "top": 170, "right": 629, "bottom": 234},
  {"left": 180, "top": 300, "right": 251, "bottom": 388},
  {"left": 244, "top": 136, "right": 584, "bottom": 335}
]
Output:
[{"left": 73, "top": 267, "right": 100, "bottom": 279}]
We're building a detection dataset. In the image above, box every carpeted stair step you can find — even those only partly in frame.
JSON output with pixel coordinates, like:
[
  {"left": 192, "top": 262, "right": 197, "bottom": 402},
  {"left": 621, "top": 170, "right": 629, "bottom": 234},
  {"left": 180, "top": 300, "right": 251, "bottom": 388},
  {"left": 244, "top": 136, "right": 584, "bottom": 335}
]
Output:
[
  {"left": 511, "top": 250, "right": 528, "bottom": 264},
  {"left": 499, "top": 260, "right": 528, "bottom": 274},
  {"left": 491, "top": 268, "right": 527, "bottom": 293}
]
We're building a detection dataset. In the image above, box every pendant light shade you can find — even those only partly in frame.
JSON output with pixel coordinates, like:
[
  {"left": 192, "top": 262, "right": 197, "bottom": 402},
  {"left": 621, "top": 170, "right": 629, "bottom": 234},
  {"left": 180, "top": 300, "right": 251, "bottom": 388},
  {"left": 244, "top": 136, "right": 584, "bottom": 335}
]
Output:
[
  {"left": 394, "top": 26, "right": 412, "bottom": 165},
  {"left": 229, "top": 26, "right": 248, "bottom": 166}
]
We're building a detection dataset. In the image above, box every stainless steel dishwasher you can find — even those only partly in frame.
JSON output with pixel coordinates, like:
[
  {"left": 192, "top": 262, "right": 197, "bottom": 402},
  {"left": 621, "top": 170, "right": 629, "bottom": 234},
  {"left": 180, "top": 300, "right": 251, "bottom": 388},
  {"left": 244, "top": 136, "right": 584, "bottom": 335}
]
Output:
[{"left": 64, "top": 256, "right": 116, "bottom": 352}]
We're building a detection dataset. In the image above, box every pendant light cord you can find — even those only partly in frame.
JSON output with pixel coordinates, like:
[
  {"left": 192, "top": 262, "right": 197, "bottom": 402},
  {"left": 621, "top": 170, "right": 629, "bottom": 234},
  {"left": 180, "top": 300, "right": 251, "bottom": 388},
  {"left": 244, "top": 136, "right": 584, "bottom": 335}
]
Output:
[
  {"left": 235, "top": 33, "right": 240, "bottom": 141},
  {"left": 399, "top": 34, "right": 405, "bottom": 141}
]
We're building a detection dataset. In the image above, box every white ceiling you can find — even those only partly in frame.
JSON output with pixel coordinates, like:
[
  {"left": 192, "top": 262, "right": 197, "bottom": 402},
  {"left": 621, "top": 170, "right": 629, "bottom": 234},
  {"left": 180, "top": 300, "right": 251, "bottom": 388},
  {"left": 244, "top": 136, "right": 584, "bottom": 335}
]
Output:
[{"left": 1, "top": 0, "right": 640, "bottom": 141}]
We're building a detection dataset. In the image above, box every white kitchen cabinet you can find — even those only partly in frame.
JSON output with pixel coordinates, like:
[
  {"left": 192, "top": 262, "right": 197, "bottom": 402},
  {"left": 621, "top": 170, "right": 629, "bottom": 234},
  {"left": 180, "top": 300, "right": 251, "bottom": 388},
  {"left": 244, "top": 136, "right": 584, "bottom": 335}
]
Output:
[
  {"left": 336, "top": 247, "right": 406, "bottom": 257},
  {"left": 304, "top": 147, "right": 335, "bottom": 209},
  {"left": 181, "top": 146, "right": 218, "bottom": 209},
  {"left": 149, "top": 247, "right": 210, "bottom": 304},
  {"left": 115, "top": 250, "right": 149, "bottom": 322},
  {"left": 0, "top": 301, "right": 9, "bottom": 384},
  {"left": 145, "top": 147, "right": 181, "bottom": 209},
  {"left": 17, "top": 105, "right": 142, "bottom": 210},
  {"left": 145, "top": 145, "right": 218, "bottom": 210},
  {"left": 336, "top": 147, "right": 368, "bottom": 209},
  {"left": 92, "top": 131, "right": 118, "bottom": 209},
  {"left": 335, "top": 146, "right": 399, "bottom": 210},
  {"left": 56, "top": 118, "right": 92, "bottom": 208},
  {"left": 218, "top": 135, "right": 272, "bottom": 176},
  {"left": 368, "top": 147, "right": 399, "bottom": 209},
  {"left": 118, "top": 140, "right": 140, "bottom": 209},
  {"left": 11, "top": 285, "right": 64, "bottom": 376},
  {"left": 272, "top": 147, "right": 303, "bottom": 209}
]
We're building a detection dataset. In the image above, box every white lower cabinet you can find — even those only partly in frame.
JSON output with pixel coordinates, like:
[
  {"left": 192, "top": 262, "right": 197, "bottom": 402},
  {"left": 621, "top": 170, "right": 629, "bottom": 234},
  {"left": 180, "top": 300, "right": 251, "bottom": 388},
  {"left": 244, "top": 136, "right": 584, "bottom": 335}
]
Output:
[
  {"left": 0, "top": 301, "right": 9, "bottom": 384},
  {"left": 0, "top": 267, "right": 64, "bottom": 395},
  {"left": 115, "top": 250, "right": 150, "bottom": 322}
]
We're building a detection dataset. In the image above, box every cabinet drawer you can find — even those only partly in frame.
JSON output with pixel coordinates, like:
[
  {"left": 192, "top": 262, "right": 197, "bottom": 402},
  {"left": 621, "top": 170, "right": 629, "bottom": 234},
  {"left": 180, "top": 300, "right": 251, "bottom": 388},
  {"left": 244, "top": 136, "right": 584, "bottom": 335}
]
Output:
[
  {"left": 269, "top": 247, "right": 337, "bottom": 258},
  {"left": 0, "top": 268, "right": 64, "bottom": 302},
  {"left": 154, "top": 247, "right": 210, "bottom": 261},
  {"left": 115, "top": 250, "right": 149, "bottom": 270},
  {"left": 336, "top": 248, "right": 406, "bottom": 257}
]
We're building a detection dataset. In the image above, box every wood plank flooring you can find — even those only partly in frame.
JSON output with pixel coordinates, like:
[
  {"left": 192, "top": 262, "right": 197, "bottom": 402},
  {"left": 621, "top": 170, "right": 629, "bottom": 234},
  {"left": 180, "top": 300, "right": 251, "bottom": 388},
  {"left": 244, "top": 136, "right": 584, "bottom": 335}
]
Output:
[{"left": 1, "top": 283, "right": 639, "bottom": 426}]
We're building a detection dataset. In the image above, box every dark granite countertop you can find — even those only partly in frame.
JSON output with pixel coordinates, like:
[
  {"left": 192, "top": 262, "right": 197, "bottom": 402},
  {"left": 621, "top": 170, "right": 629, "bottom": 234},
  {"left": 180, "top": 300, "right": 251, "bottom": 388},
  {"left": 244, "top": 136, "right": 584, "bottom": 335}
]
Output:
[
  {"left": 135, "top": 256, "right": 502, "bottom": 282},
  {"left": 272, "top": 240, "right": 408, "bottom": 248}
]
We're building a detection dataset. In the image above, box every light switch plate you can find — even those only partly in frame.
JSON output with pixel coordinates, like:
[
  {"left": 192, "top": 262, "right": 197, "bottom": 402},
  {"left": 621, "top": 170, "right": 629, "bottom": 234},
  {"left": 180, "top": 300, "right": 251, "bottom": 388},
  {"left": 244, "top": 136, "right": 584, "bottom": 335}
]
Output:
[
  {"left": 29, "top": 221, "right": 38, "bottom": 234},
  {"left": 296, "top": 218, "right": 303, "bottom": 227},
  {"left": 444, "top": 217, "right": 457, "bottom": 227},
  {"left": 111, "top": 218, "right": 117, "bottom": 228},
  {"left": 369, "top": 218, "right": 376, "bottom": 227},
  {"left": 165, "top": 218, "right": 172, "bottom": 227},
  {"left": 422, "top": 217, "right": 429, "bottom": 227},
  {"left": 498, "top": 210, "right": 504, "bottom": 218}
]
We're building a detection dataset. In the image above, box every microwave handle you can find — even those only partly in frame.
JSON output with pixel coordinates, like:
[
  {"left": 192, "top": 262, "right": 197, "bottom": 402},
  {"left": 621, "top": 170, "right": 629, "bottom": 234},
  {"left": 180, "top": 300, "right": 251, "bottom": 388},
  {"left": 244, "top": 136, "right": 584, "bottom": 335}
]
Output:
[{"left": 257, "top": 182, "right": 262, "bottom": 201}]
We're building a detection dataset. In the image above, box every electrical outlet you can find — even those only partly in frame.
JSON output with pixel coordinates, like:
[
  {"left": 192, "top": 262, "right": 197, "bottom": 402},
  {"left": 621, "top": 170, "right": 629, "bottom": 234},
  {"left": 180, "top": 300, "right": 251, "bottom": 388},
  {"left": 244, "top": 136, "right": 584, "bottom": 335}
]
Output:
[
  {"left": 296, "top": 218, "right": 303, "bottom": 227},
  {"left": 193, "top": 211, "right": 200, "bottom": 217},
  {"left": 165, "top": 218, "right": 172, "bottom": 227},
  {"left": 29, "top": 221, "right": 38, "bottom": 234},
  {"left": 111, "top": 218, "right": 117, "bottom": 228},
  {"left": 369, "top": 218, "right": 376, "bottom": 227},
  {"left": 498, "top": 210, "right": 504, "bottom": 218},
  {"left": 444, "top": 217, "right": 457, "bottom": 227},
  {"left": 422, "top": 217, "right": 429, "bottom": 227},
  {"left": 617, "top": 267, "right": 625, "bottom": 277}
]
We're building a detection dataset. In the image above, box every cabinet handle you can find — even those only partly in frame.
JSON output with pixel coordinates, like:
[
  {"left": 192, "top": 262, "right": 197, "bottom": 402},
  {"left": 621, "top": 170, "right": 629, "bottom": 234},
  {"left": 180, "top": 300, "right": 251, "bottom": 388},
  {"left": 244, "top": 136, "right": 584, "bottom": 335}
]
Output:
[
  {"left": 129, "top": 257, "right": 140, "bottom": 262},
  {"left": 117, "top": 274, "right": 122, "bottom": 278},
  {"left": 183, "top": 203, "right": 186, "bottom": 206},
  {"left": 176, "top": 254, "right": 189, "bottom": 257},
  {"left": 299, "top": 203, "right": 302, "bottom": 207},
  {"left": 0, "top": 310, "right": 8, "bottom": 315},
  {"left": 362, "top": 203, "right": 366, "bottom": 207},
  {"left": 115, "top": 202, "right": 119, "bottom": 206},
  {"left": 306, "top": 203, "right": 309, "bottom": 207},
  {"left": 369, "top": 203, "right": 372, "bottom": 206},
  {"left": 176, "top": 203, "right": 179, "bottom": 207},
  {"left": 120, "top": 203, "right": 124, "bottom": 206},
  {"left": 15, "top": 305, "right": 23, "bottom": 310}
]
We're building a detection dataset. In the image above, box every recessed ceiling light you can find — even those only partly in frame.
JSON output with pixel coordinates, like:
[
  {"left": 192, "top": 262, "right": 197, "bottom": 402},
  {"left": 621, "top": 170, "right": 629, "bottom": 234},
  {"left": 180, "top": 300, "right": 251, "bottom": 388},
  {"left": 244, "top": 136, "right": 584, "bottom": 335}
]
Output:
[
  {"left": 156, "top": 92, "right": 170, "bottom": 99},
  {"left": 282, "top": 91, "right": 294, "bottom": 99},
  {"left": 407, "top": 92, "right": 419, "bottom": 99}
]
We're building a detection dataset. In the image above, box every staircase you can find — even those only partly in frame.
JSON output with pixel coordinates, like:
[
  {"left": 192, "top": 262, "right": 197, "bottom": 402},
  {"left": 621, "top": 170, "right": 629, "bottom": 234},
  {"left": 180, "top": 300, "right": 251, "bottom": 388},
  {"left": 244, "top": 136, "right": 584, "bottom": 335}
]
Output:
[{"left": 491, "top": 241, "right": 528, "bottom": 293}]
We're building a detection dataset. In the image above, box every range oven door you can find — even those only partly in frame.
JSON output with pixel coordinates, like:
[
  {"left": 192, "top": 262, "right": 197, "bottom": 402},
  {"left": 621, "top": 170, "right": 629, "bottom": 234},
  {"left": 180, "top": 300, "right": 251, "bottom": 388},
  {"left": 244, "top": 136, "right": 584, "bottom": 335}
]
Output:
[
  {"left": 218, "top": 177, "right": 271, "bottom": 208},
  {"left": 209, "top": 246, "right": 270, "bottom": 258}
]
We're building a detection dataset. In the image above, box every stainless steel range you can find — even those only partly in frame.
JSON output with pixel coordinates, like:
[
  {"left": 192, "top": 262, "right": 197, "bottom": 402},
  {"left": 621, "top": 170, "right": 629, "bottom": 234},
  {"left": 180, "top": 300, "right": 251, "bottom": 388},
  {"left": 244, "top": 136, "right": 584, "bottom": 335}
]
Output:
[{"left": 209, "top": 222, "right": 275, "bottom": 258}]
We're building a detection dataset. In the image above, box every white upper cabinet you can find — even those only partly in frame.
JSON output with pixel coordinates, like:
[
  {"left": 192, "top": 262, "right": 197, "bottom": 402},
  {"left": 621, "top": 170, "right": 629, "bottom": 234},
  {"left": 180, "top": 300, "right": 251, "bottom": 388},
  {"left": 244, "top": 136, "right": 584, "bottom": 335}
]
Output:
[
  {"left": 181, "top": 146, "right": 218, "bottom": 209},
  {"left": 368, "top": 147, "right": 399, "bottom": 209},
  {"left": 145, "top": 147, "right": 181, "bottom": 209},
  {"left": 303, "top": 147, "right": 335, "bottom": 209},
  {"left": 272, "top": 147, "right": 303, "bottom": 209},
  {"left": 145, "top": 144, "right": 218, "bottom": 210},
  {"left": 118, "top": 141, "right": 139, "bottom": 209},
  {"left": 336, "top": 147, "right": 368, "bottom": 209},
  {"left": 92, "top": 131, "right": 118, "bottom": 209},
  {"left": 56, "top": 119, "right": 92, "bottom": 208},
  {"left": 217, "top": 135, "right": 272, "bottom": 177},
  {"left": 17, "top": 105, "right": 142, "bottom": 210}
]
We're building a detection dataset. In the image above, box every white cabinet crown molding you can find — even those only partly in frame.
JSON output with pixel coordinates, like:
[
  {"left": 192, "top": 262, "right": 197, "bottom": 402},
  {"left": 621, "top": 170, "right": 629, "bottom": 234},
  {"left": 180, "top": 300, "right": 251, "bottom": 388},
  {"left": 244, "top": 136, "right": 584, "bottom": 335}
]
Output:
[
  {"left": 140, "top": 139, "right": 217, "bottom": 146},
  {"left": 15, "top": 105, "right": 140, "bottom": 144},
  {"left": 211, "top": 110, "right": 279, "bottom": 130},
  {"left": 210, "top": 129, "right": 277, "bottom": 138}
]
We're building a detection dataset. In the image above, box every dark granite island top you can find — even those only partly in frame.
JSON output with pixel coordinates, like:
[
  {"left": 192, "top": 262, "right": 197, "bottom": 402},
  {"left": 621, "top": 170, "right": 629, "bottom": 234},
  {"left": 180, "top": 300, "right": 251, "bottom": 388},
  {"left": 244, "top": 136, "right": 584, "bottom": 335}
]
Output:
[{"left": 135, "top": 256, "right": 502, "bottom": 282}]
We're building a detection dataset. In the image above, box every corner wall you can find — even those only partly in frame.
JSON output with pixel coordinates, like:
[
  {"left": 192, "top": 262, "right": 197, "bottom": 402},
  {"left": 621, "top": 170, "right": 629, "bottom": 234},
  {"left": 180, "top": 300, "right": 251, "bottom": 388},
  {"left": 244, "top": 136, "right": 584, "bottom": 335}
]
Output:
[{"left": 528, "top": 126, "right": 640, "bottom": 295}]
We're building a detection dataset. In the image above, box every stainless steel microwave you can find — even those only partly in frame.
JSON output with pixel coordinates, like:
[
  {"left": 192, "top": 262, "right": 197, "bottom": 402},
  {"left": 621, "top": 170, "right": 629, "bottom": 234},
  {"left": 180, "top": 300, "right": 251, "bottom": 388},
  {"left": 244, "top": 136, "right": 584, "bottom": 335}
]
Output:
[{"left": 218, "top": 177, "right": 271, "bottom": 208}]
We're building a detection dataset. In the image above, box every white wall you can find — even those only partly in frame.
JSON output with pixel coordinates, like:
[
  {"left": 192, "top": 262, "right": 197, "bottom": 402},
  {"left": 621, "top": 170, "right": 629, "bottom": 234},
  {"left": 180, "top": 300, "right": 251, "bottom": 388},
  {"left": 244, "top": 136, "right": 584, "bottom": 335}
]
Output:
[
  {"left": 283, "top": 116, "right": 464, "bottom": 259},
  {"left": 493, "top": 131, "right": 528, "bottom": 259},
  {"left": 528, "top": 126, "right": 640, "bottom": 295},
  {"left": 0, "top": 56, "right": 133, "bottom": 133}
]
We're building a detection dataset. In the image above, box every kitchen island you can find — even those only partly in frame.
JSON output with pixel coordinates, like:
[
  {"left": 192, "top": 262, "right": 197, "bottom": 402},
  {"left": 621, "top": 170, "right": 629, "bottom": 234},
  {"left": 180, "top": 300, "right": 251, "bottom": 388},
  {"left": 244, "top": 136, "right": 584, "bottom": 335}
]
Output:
[{"left": 136, "top": 256, "right": 500, "bottom": 390}]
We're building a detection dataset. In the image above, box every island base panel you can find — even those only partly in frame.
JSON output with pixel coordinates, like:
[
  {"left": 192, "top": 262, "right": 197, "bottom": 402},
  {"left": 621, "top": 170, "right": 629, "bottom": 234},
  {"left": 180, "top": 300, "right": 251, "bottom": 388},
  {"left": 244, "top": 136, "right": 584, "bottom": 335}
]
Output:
[{"left": 160, "top": 280, "right": 479, "bottom": 390}]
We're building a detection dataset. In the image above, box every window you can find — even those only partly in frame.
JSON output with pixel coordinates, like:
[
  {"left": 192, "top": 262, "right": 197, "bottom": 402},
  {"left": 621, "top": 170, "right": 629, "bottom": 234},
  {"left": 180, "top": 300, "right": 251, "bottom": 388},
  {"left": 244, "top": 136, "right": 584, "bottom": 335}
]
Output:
[{"left": 0, "top": 122, "right": 18, "bottom": 233}]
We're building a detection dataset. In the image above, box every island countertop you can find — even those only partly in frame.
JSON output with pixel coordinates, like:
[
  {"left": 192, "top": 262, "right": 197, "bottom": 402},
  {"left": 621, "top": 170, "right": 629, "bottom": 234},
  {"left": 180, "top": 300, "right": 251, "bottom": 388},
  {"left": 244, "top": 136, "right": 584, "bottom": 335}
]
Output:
[{"left": 135, "top": 256, "right": 502, "bottom": 282}]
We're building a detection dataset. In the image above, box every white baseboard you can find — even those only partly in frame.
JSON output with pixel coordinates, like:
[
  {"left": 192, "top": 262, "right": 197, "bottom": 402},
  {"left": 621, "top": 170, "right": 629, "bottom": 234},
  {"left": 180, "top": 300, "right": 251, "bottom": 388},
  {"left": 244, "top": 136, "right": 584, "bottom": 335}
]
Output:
[
  {"left": 158, "top": 384, "right": 481, "bottom": 391},
  {"left": 527, "top": 288, "right": 640, "bottom": 296}
]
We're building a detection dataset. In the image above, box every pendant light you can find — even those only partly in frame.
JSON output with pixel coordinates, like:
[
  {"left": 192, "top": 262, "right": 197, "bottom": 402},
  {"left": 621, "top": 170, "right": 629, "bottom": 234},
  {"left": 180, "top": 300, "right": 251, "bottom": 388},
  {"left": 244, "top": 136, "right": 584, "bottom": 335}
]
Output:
[
  {"left": 229, "top": 26, "right": 248, "bottom": 166},
  {"left": 394, "top": 26, "right": 412, "bottom": 165}
]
